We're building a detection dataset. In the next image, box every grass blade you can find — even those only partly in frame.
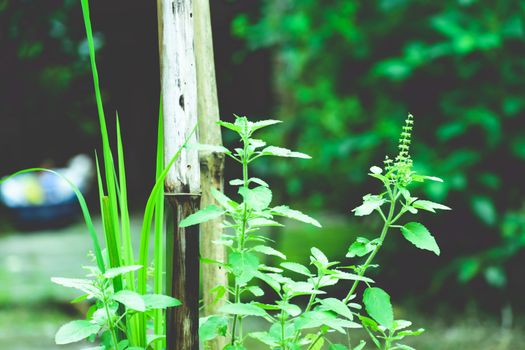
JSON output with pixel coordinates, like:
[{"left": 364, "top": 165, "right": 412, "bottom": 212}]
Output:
[
  {"left": 95, "top": 156, "right": 122, "bottom": 292},
  {"left": 81, "top": 0, "right": 122, "bottom": 268},
  {"left": 135, "top": 125, "right": 197, "bottom": 344},
  {"left": 0, "top": 168, "right": 104, "bottom": 272},
  {"left": 116, "top": 114, "right": 135, "bottom": 273},
  {"left": 153, "top": 100, "right": 165, "bottom": 349}
]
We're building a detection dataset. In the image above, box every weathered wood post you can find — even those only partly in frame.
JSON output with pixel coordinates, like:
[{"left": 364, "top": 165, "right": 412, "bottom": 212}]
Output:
[
  {"left": 157, "top": 0, "right": 200, "bottom": 349},
  {"left": 193, "top": 1, "right": 228, "bottom": 349}
]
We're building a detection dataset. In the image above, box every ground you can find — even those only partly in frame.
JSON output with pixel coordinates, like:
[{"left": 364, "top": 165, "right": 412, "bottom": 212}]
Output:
[{"left": 0, "top": 216, "right": 523, "bottom": 349}]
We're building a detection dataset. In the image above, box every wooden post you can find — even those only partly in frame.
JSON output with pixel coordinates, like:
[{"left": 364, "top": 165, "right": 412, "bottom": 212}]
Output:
[
  {"left": 193, "top": 1, "right": 228, "bottom": 349},
  {"left": 157, "top": 0, "right": 200, "bottom": 349}
]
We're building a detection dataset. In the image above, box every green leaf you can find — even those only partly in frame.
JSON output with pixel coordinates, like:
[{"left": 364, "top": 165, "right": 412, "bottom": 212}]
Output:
[
  {"left": 229, "top": 179, "right": 244, "bottom": 186},
  {"left": 255, "top": 271, "right": 281, "bottom": 293},
  {"left": 277, "top": 302, "right": 302, "bottom": 317},
  {"left": 179, "top": 205, "right": 225, "bottom": 227},
  {"left": 217, "top": 120, "right": 241, "bottom": 133},
  {"left": 143, "top": 294, "right": 181, "bottom": 309},
  {"left": 211, "top": 188, "right": 237, "bottom": 211},
  {"left": 260, "top": 146, "right": 311, "bottom": 159},
  {"left": 271, "top": 205, "right": 322, "bottom": 227},
  {"left": 310, "top": 247, "right": 329, "bottom": 265},
  {"left": 220, "top": 303, "right": 268, "bottom": 317},
  {"left": 199, "top": 315, "right": 228, "bottom": 342},
  {"left": 333, "top": 271, "right": 374, "bottom": 283},
  {"left": 92, "top": 305, "right": 116, "bottom": 326},
  {"left": 281, "top": 262, "right": 312, "bottom": 276},
  {"left": 346, "top": 237, "right": 378, "bottom": 258},
  {"left": 51, "top": 277, "right": 98, "bottom": 296},
  {"left": 412, "top": 174, "right": 444, "bottom": 182},
  {"left": 319, "top": 298, "right": 354, "bottom": 320},
  {"left": 229, "top": 251, "right": 259, "bottom": 285},
  {"left": 352, "top": 194, "right": 385, "bottom": 216},
  {"left": 413, "top": 200, "right": 451, "bottom": 213},
  {"left": 393, "top": 320, "right": 412, "bottom": 331},
  {"left": 249, "top": 218, "right": 284, "bottom": 227},
  {"left": 363, "top": 287, "right": 394, "bottom": 329},
  {"left": 249, "top": 331, "right": 279, "bottom": 347},
  {"left": 471, "top": 195, "right": 497, "bottom": 226},
  {"left": 484, "top": 265, "right": 507, "bottom": 288},
  {"left": 239, "top": 186, "right": 272, "bottom": 211},
  {"left": 322, "top": 318, "right": 361, "bottom": 333},
  {"left": 295, "top": 311, "right": 329, "bottom": 330},
  {"left": 113, "top": 290, "right": 146, "bottom": 312},
  {"left": 400, "top": 222, "right": 440, "bottom": 256},
  {"left": 70, "top": 294, "right": 89, "bottom": 304},
  {"left": 103, "top": 265, "right": 143, "bottom": 279},
  {"left": 247, "top": 286, "right": 265, "bottom": 297},
  {"left": 397, "top": 328, "right": 425, "bottom": 337},
  {"left": 251, "top": 119, "right": 282, "bottom": 131},
  {"left": 55, "top": 320, "right": 101, "bottom": 345},
  {"left": 358, "top": 315, "right": 379, "bottom": 332},
  {"left": 423, "top": 175, "right": 444, "bottom": 182},
  {"left": 234, "top": 115, "right": 250, "bottom": 135},
  {"left": 249, "top": 138, "right": 267, "bottom": 148},
  {"left": 210, "top": 285, "right": 227, "bottom": 303},
  {"left": 287, "top": 281, "right": 323, "bottom": 295},
  {"left": 252, "top": 245, "right": 286, "bottom": 259}
]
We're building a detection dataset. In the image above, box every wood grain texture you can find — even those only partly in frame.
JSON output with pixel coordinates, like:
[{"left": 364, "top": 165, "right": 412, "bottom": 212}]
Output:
[
  {"left": 166, "top": 196, "right": 200, "bottom": 350},
  {"left": 158, "top": 0, "right": 200, "bottom": 193},
  {"left": 193, "top": 2, "right": 228, "bottom": 349},
  {"left": 158, "top": 1, "right": 201, "bottom": 349}
]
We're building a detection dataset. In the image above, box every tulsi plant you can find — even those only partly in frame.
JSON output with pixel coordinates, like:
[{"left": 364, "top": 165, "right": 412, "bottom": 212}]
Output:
[{"left": 185, "top": 114, "right": 450, "bottom": 350}]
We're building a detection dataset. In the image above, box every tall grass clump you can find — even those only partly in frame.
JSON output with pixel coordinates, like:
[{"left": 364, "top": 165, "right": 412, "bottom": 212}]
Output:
[{"left": 2, "top": 1, "right": 189, "bottom": 349}]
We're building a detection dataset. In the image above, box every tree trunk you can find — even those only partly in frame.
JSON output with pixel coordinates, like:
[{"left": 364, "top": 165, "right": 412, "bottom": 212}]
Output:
[
  {"left": 157, "top": 0, "right": 200, "bottom": 349},
  {"left": 193, "top": 1, "right": 228, "bottom": 349}
]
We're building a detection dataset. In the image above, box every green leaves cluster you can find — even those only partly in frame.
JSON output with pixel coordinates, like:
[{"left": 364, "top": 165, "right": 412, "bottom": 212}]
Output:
[
  {"left": 186, "top": 115, "right": 450, "bottom": 350},
  {"left": 52, "top": 265, "right": 180, "bottom": 348}
]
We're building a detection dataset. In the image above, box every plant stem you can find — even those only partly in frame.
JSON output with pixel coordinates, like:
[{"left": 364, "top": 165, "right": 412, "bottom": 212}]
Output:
[
  {"left": 100, "top": 281, "right": 119, "bottom": 349},
  {"left": 230, "top": 285, "right": 240, "bottom": 345},
  {"left": 291, "top": 274, "right": 322, "bottom": 343},
  {"left": 306, "top": 332, "right": 324, "bottom": 350},
  {"left": 279, "top": 294, "right": 289, "bottom": 350},
  {"left": 343, "top": 188, "right": 398, "bottom": 304},
  {"left": 231, "top": 137, "right": 250, "bottom": 346}
]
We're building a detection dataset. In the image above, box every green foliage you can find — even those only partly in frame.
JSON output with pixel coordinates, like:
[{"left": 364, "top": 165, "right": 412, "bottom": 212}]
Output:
[
  {"left": 363, "top": 287, "right": 394, "bottom": 330},
  {"left": 52, "top": 265, "right": 180, "bottom": 348},
  {"left": 185, "top": 115, "right": 449, "bottom": 349},
  {"left": 233, "top": 0, "right": 525, "bottom": 295},
  {"left": 3, "top": 1, "right": 191, "bottom": 348},
  {"left": 400, "top": 223, "right": 440, "bottom": 256}
]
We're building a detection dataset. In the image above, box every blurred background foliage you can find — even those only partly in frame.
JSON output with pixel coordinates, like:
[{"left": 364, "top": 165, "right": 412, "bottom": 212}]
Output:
[
  {"left": 230, "top": 0, "right": 525, "bottom": 312},
  {"left": 2, "top": 0, "right": 525, "bottom": 327}
]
